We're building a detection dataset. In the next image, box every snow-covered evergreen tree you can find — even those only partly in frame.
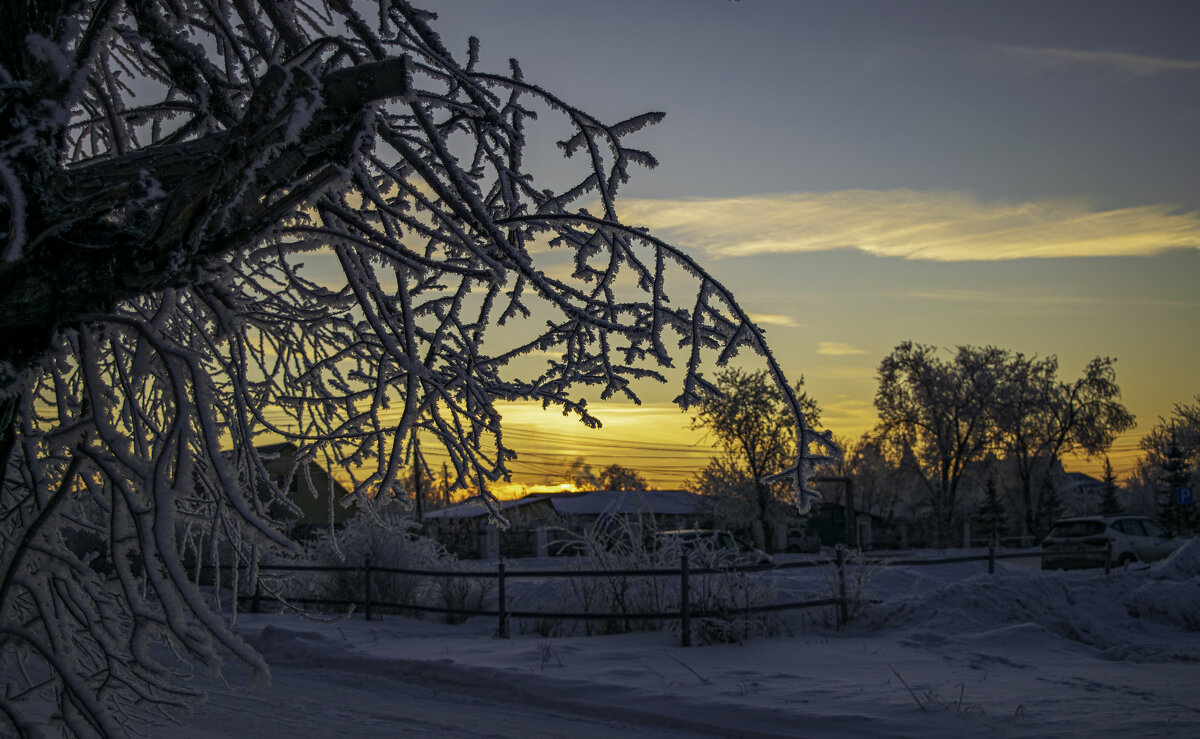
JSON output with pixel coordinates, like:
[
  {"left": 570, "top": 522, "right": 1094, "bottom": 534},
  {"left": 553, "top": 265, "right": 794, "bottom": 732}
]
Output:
[
  {"left": 1133, "top": 397, "right": 1199, "bottom": 533},
  {"left": 975, "top": 476, "right": 1007, "bottom": 546},
  {"left": 1099, "top": 457, "right": 1124, "bottom": 515},
  {"left": 1035, "top": 474, "right": 1065, "bottom": 538},
  {"left": 0, "top": 2, "right": 838, "bottom": 735},
  {"left": 1158, "top": 442, "right": 1196, "bottom": 536}
]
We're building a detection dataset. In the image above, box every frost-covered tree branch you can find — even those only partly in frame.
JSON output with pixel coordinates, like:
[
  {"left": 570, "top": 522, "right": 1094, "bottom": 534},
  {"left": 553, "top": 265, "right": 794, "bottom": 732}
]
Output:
[{"left": 0, "top": 1, "right": 840, "bottom": 735}]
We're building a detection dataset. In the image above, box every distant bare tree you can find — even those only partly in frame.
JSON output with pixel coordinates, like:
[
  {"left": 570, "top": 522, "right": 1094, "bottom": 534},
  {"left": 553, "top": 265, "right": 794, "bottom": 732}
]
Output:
[
  {"left": 1134, "top": 396, "right": 1200, "bottom": 488},
  {"left": 994, "top": 354, "right": 1134, "bottom": 536},
  {"left": 0, "top": 2, "right": 837, "bottom": 734},
  {"left": 689, "top": 369, "right": 827, "bottom": 550},
  {"left": 843, "top": 433, "right": 909, "bottom": 522},
  {"left": 596, "top": 464, "right": 649, "bottom": 491},
  {"left": 874, "top": 344, "right": 1134, "bottom": 544},
  {"left": 873, "top": 343, "right": 1009, "bottom": 546},
  {"left": 562, "top": 461, "right": 647, "bottom": 491}
]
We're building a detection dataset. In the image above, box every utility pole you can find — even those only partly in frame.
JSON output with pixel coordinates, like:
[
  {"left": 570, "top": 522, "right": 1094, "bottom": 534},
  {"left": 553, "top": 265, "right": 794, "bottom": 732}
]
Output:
[
  {"left": 413, "top": 434, "right": 424, "bottom": 522},
  {"left": 442, "top": 462, "right": 450, "bottom": 508}
]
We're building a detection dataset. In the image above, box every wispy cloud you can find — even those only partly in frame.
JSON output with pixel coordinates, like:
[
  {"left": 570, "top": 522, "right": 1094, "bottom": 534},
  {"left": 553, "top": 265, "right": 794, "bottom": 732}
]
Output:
[
  {"left": 814, "top": 366, "right": 878, "bottom": 382},
  {"left": 748, "top": 313, "right": 801, "bottom": 327},
  {"left": 899, "top": 289, "right": 1097, "bottom": 305},
  {"left": 900, "top": 288, "right": 1200, "bottom": 310},
  {"left": 817, "top": 342, "right": 867, "bottom": 356},
  {"left": 616, "top": 190, "right": 1200, "bottom": 262},
  {"left": 990, "top": 43, "right": 1200, "bottom": 77}
]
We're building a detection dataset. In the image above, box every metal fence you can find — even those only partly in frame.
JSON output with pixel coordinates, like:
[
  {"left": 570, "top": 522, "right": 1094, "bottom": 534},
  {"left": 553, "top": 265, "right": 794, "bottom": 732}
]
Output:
[{"left": 231, "top": 542, "right": 1112, "bottom": 647}]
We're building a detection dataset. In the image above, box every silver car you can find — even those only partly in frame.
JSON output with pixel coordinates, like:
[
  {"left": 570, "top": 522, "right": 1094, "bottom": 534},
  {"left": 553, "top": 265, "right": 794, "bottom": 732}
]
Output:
[
  {"left": 654, "top": 529, "right": 774, "bottom": 566},
  {"left": 1041, "top": 515, "right": 1183, "bottom": 570}
]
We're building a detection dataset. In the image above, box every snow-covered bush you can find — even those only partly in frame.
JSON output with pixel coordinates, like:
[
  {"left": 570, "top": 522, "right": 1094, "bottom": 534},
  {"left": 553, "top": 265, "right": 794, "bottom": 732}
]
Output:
[
  {"left": 654, "top": 536, "right": 784, "bottom": 644},
  {"left": 531, "top": 517, "right": 781, "bottom": 642},
  {"left": 302, "top": 499, "right": 451, "bottom": 614},
  {"left": 435, "top": 562, "right": 496, "bottom": 625},
  {"left": 538, "top": 515, "right": 676, "bottom": 636},
  {"left": 298, "top": 498, "right": 481, "bottom": 619},
  {"left": 822, "top": 547, "right": 889, "bottom": 627},
  {"left": 689, "top": 567, "right": 783, "bottom": 645}
]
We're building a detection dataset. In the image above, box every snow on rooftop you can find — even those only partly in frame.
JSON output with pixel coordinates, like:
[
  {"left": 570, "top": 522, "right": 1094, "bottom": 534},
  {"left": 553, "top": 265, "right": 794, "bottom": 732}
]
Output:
[
  {"left": 424, "top": 494, "right": 546, "bottom": 519},
  {"left": 547, "top": 489, "right": 702, "bottom": 516},
  {"left": 426, "top": 489, "right": 703, "bottom": 520}
]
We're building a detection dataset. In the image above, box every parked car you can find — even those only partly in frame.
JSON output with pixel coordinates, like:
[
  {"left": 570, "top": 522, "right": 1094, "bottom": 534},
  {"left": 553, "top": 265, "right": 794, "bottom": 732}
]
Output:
[
  {"left": 654, "top": 529, "right": 773, "bottom": 566},
  {"left": 1040, "top": 515, "right": 1183, "bottom": 570}
]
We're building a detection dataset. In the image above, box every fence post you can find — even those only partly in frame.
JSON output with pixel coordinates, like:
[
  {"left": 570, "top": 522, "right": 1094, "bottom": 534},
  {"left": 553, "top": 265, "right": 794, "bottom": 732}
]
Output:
[
  {"left": 680, "top": 553, "right": 691, "bottom": 647},
  {"left": 1104, "top": 540, "right": 1113, "bottom": 575},
  {"left": 497, "top": 559, "right": 509, "bottom": 638},
  {"left": 988, "top": 544, "right": 996, "bottom": 575},
  {"left": 836, "top": 546, "right": 849, "bottom": 627},
  {"left": 363, "top": 556, "right": 373, "bottom": 622}
]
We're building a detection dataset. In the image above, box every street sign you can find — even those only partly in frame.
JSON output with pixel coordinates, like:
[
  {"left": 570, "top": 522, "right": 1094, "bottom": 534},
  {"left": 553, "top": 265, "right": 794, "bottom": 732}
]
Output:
[{"left": 1178, "top": 486, "right": 1194, "bottom": 505}]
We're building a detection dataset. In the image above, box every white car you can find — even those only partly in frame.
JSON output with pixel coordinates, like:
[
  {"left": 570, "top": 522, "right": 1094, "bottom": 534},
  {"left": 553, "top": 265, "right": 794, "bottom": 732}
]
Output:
[
  {"left": 654, "top": 529, "right": 773, "bottom": 567},
  {"left": 1041, "top": 515, "right": 1183, "bottom": 570}
]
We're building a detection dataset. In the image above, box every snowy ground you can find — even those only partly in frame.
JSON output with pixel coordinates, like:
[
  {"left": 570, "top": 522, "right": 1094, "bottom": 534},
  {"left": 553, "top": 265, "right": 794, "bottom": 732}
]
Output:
[{"left": 168, "top": 543, "right": 1200, "bottom": 738}]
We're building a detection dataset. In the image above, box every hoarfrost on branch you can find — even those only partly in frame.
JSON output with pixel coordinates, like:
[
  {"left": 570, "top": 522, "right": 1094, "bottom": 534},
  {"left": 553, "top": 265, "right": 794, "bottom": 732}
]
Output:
[{"left": 0, "top": 1, "right": 839, "bottom": 734}]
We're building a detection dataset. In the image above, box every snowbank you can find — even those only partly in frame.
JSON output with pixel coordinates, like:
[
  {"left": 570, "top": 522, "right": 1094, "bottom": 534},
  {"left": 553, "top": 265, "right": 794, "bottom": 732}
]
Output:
[
  {"left": 863, "top": 542, "right": 1200, "bottom": 661},
  {"left": 1126, "top": 539, "right": 1200, "bottom": 633},
  {"left": 176, "top": 546, "right": 1200, "bottom": 739}
]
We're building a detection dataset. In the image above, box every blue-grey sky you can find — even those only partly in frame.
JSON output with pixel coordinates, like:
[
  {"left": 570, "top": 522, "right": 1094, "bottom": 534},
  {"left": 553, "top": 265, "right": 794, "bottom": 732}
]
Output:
[{"left": 418, "top": 0, "right": 1200, "bottom": 486}]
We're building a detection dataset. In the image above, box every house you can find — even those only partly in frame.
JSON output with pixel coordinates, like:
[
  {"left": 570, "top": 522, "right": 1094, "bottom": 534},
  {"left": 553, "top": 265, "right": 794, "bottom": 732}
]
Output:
[
  {"left": 256, "top": 442, "right": 355, "bottom": 539},
  {"left": 426, "top": 489, "right": 708, "bottom": 558},
  {"left": 806, "top": 502, "right": 899, "bottom": 549}
]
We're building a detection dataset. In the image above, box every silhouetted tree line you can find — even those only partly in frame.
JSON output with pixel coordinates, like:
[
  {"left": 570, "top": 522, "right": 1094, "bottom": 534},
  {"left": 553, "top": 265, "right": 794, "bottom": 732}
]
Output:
[
  {"left": 844, "top": 348, "right": 1199, "bottom": 546},
  {"left": 1127, "top": 397, "right": 1200, "bottom": 536},
  {"left": 691, "top": 343, "right": 1159, "bottom": 549}
]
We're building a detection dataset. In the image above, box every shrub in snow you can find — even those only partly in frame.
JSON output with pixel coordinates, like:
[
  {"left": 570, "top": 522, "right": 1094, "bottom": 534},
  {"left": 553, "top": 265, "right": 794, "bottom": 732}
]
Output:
[
  {"left": 298, "top": 498, "right": 491, "bottom": 621},
  {"left": 688, "top": 566, "right": 783, "bottom": 645},
  {"left": 435, "top": 562, "right": 496, "bottom": 625},
  {"left": 536, "top": 516, "right": 781, "bottom": 642},
  {"left": 821, "top": 547, "right": 889, "bottom": 627},
  {"left": 541, "top": 515, "right": 677, "bottom": 636}
]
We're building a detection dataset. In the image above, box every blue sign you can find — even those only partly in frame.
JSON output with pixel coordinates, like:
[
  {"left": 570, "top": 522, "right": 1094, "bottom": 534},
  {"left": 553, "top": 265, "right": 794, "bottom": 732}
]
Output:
[{"left": 1179, "top": 487, "right": 1194, "bottom": 505}]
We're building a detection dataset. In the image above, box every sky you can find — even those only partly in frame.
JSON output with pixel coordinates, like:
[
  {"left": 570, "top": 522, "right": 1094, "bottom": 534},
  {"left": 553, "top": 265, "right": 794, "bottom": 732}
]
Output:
[{"left": 414, "top": 0, "right": 1200, "bottom": 490}]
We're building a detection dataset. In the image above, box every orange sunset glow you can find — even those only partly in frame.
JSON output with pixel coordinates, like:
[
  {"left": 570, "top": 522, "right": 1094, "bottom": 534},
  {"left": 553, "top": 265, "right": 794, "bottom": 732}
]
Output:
[{"left": 411, "top": 0, "right": 1199, "bottom": 493}]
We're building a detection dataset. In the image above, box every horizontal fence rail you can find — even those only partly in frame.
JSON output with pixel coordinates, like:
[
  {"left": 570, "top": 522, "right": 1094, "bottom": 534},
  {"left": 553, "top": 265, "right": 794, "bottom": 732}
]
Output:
[{"left": 210, "top": 542, "right": 1112, "bottom": 647}]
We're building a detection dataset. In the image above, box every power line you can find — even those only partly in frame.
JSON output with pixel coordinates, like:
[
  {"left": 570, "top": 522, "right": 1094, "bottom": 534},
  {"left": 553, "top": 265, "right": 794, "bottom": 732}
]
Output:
[
  {"left": 498, "top": 428, "right": 716, "bottom": 453},
  {"left": 507, "top": 449, "right": 714, "bottom": 461}
]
